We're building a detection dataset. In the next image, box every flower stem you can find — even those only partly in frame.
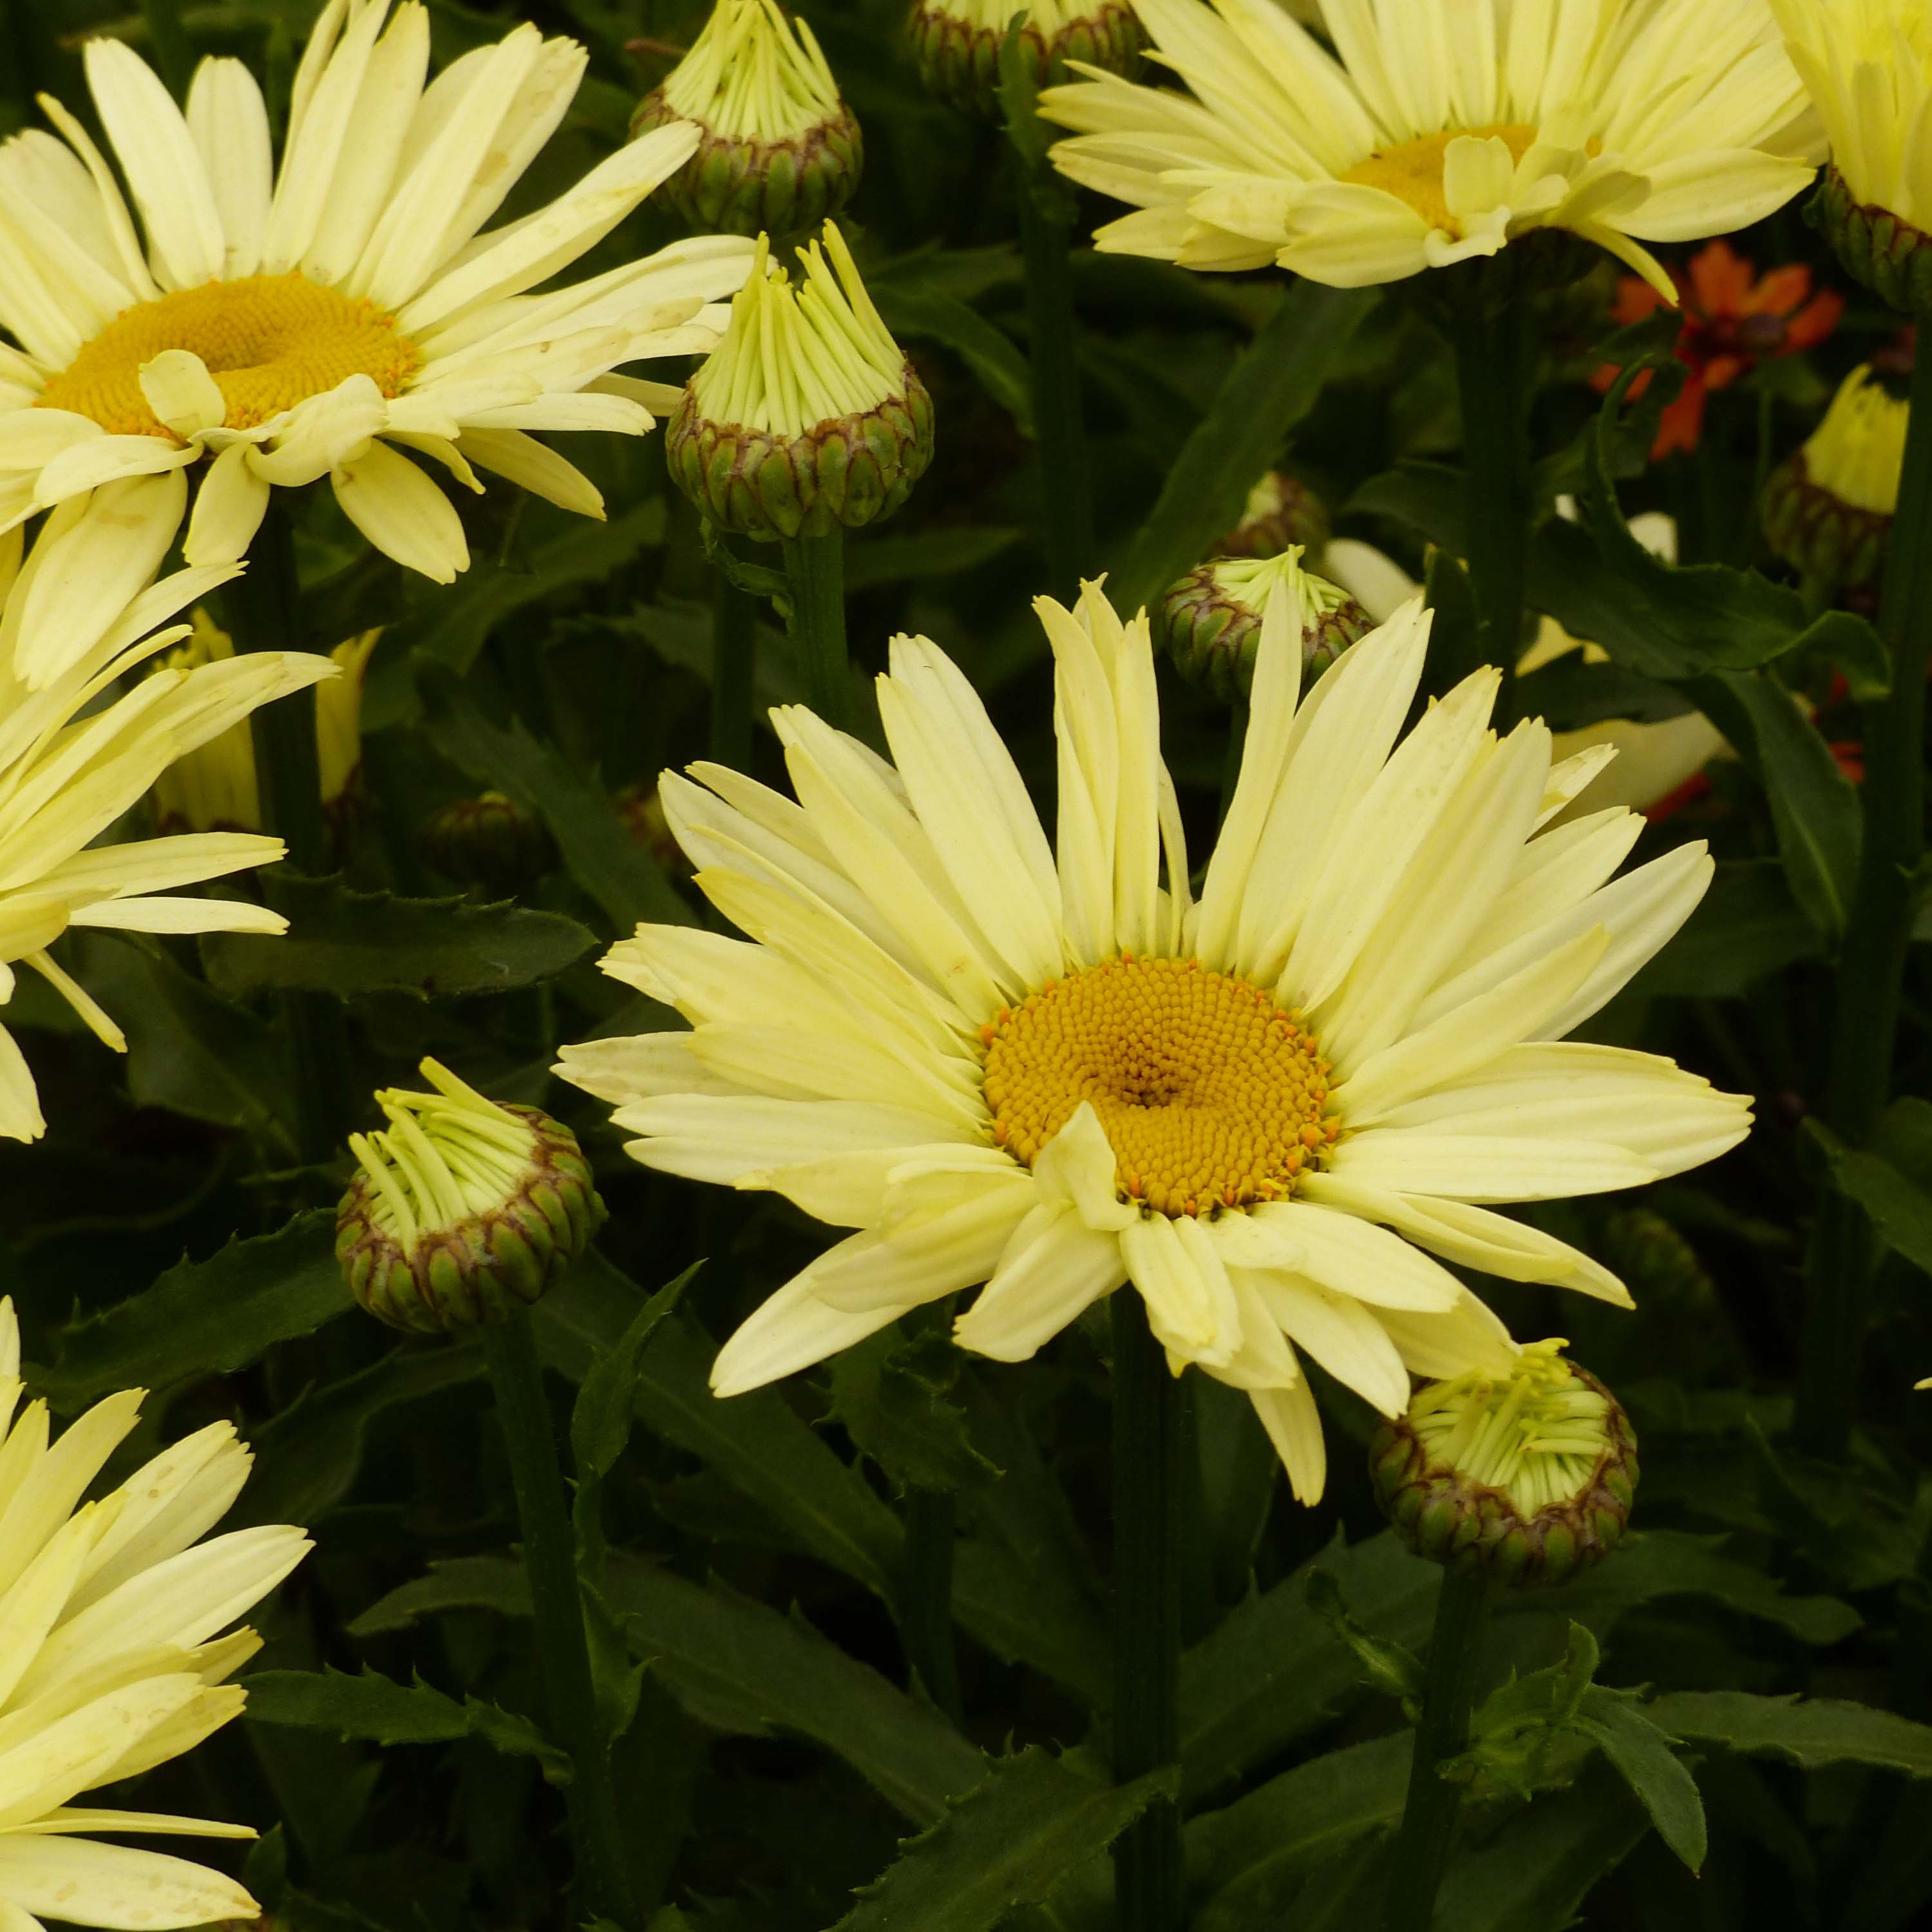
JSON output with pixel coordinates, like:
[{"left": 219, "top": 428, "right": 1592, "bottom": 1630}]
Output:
[
  {"left": 1797, "top": 343, "right": 1932, "bottom": 1457},
  {"left": 900, "top": 1486, "right": 963, "bottom": 1724},
  {"left": 781, "top": 529, "right": 851, "bottom": 731},
  {"left": 1017, "top": 162, "right": 1096, "bottom": 599},
  {"left": 710, "top": 547, "right": 759, "bottom": 772},
  {"left": 1382, "top": 1567, "right": 1491, "bottom": 1932},
  {"left": 481, "top": 1315, "right": 639, "bottom": 1931},
  {"left": 1111, "top": 1291, "right": 1185, "bottom": 1932},
  {"left": 1446, "top": 307, "right": 1533, "bottom": 715}
]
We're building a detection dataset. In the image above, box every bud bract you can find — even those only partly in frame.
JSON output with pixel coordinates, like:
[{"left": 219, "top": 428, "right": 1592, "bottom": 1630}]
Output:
[
  {"left": 1763, "top": 364, "right": 1906, "bottom": 591},
  {"left": 1215, "top": 471, "right": 1331, "bottom": 560},
  {"left": 665, "top": 225, "right": 934, "bottom": 541},
  {"left": 633, "top": 0, "right": 861, "bottom": 238},
  {"left": 909, "top": 0, "right": 1143, "bottom": 117},
  {"left": 420, "top": 791, "right": 558, "bottom": 899},
  {"left": 1369, "top": 1341, "right": 1638, "bottom": 1590},
  {"left": 338, "top": 1061, "right": 605, "bottom": 1334},
  {"left": 1161, "top": 547, "right": 1370, "bottom": 702}
]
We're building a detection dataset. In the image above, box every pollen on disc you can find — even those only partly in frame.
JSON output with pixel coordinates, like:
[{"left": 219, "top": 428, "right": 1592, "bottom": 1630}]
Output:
[
  {"left": 981, "top": 954, "right": 1336, "bottom": 1217},
  {"left": 38, "top": 274, "right": 421, "bottom": 439}
]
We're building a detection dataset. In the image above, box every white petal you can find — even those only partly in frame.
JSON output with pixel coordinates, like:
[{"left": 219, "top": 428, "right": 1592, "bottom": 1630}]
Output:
[
  {"left": 330, "top": 440, "right": 469, "bottom": 583},
  {"left": 954, "top": 1204, "right": 1126, "bottom": 1361}
]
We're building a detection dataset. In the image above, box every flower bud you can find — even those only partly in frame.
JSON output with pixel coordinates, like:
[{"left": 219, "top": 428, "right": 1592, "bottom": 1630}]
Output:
[
  {"left": 419, "top": 791, "right": 558, "bottom": 899},
  {"left": 151, "top": 616, "right": 378, "bottom": 840},
  {"left": 338, "top": 1060, "right": 605, "bottom": 1334},
  {"left": 1161, "top": 547, "right": 1370, "bottom": 702},
  {"left": 633, "top": 0, "right": 861, "bottom": 238},
  {"left": 909, "top": 0, "right": 1143, "bottom": 117},
  {"left": 1811, "top": 167, "right": 1932, "bottom": 321},
  {"left": 665, "top": 225, "right": 934, "bottom": 542},
  {"left": 1763, "top": 365, "right": 1906, "bottom": 592},
  {"left": 1215, "top": 471, "right": 1331, "bottom": 560},
  {"left": 1369, "top": 1341, "right": 1638, "bottom": 1590}
]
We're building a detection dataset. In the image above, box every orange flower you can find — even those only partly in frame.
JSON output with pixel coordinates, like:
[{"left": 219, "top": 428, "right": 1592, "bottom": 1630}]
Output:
[{"left": 1593, "top": 240, "right": 1845, "bottom": 458}]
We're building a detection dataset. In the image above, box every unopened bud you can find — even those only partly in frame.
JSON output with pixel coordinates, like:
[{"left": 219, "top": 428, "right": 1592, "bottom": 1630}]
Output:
[
  {"left": 1215, "top": 471, "right": 1330, "bottom": 560},
  {"left": 633, "top": 0, "right": 861, "bottom": 238},
  {"left": 910, "top": 0, "right": 1143, "bottom": 117},
  {"left": 419, "top": 792, "right": 558, "bottom": 900},
  {"left": 1161, "top": 547, "right": 1370, "bottom": 702},
  {"left": 1763, "top": 365, "right": 1906, "bottom": 592},
  {"left": 338, "top": 1061, "right": 605, "bottom": 1334},
  {"left": 666, "top": 225, "right": 934, "bottom": 541},
  {"left": 1369, "top": 1341, "right": 1638, "bottom": 1589},
  {"left": 1812, "top": 166, "right": 1932, "bottom": 321}
]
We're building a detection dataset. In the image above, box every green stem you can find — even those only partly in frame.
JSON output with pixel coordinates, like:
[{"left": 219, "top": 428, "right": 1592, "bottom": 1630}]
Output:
[
  {"left": 1111, "top": 1293, "right": 1185, "bottom": 1932},
  {"left": 1017, "top": 166, "right": 1095, "bottom": 599},
  {"left": 1797, "top": 343, "right": 1932, "bottom": 1459},
  {"left": 900, "top": 1487, "right": 963, "bottom": 1725},
  {"left": 709, "top": 548, "right": 759, "bottom": 772},
  {"left": 781, "top": 530, "right": 851, "bottom": 731},
  {"left": 1446, "top": 307, "right": 1533, "bottom": 715},
  {"left": 482, "top": 1316, "right": 639, "bottom": 1931},
  {"left": 1383, "top": 1567, "right": 1491, "bottom": 1932},
  {"left": 140, "top": 0, "right": 194, "bottom": 99}
]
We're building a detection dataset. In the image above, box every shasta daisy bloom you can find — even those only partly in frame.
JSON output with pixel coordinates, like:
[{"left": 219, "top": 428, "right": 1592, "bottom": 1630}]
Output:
[
  {"left": 0, "top": 524, "right": 335, "bottom": 1142},
  {"left": 0, "top": 1296, "right": 310, "bottom": 1929},
  {"left": 0, "top": 0, "right": 755, "bottom": 668},
  {"left": 1039, "top": 0, "right": 1821, "bottom": 297},
  {"left": 559, "top": 582, "right": 1750, "bottom": 1503}
]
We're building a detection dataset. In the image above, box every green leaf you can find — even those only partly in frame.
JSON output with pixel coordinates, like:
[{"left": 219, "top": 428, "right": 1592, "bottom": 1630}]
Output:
[
  {"left": 1643, "top": 1692, "right": 1932, "bottom": 1776},
  {"left": 69, "top": 933, "right": 296, "bottom": 1155},
  {"left": 243, "top": 1666, "right": 572, "bottom": 1786},
  {"left": 200, "top": 874, "right": 593, "bottom": 999},
  {"left": 1303, "top": 1568, "right": 1425, "bottom": 1706},
  {"left": 234, "top": 1341, "right": 487, "bottom": 1528},
  {"left": 1421, "top": 545, "right": 1479, "bottom": 697},
  {"left": 827, "top": 1325, "right": 1001, "bottom": 1497},
  {"left": 1803, "top": 1119, "right": 1932, "bottom": 1281},
  {"left": 844, "top": 527, "right": 1025, "bottom": 591},
  {"left": 1629, "top": 860, "right": 1824, "bottom": 998},
  {"left": 869, "top": 276, "right": 1036, "bottom": 434},
  {"left": 534, "top": 1253, "right": 905, "bottom": 1603},
  {"left": 1188, "top": 1732, "right": 1410, "bottom": 1932},
  {"left": 417, "top": 661, "right": 690, "bottom": 934},
  {"left": 951, "top": 1535, "right": 1113, "bottom": 1710},
  {"left": 348, "top": 1555, "right": 533, "bottom": 1633},
  {"left": 571, "top": 1266, "right": 696, "bottom": 1490},
  {"left": 1108, "top": 282, "right": 1378, "bottom": 617},
  {"left": 830, "top": 1748, "right": 1178, "bottom": 1932},
  {"left": 30, "top": 1210, "right": 350, "bottom": 1411},
  {"left": 1575, "top": 1687, "right": 1707, "bottom": 1873}
]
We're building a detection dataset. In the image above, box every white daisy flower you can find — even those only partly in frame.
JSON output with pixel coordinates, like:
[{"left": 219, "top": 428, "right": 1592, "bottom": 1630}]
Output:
[
  {"left": 0, "top": 0, "right": 756, "bottom": 674},
  {"left": 1039, "top": 0, "right": 1821, "bottom": 297},
  {"left": 0, "top": 522, "right": 336, "bottom": 1142},
  {"left": 0, "top": 1297, "right": 310, "bottom": 1929},
  {"left": 558, "top": 583, "right": 1750, "bottom": 1504}
]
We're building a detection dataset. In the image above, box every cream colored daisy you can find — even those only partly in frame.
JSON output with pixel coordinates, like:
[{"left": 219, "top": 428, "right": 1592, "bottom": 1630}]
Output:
[
  {"left": 0, "top": 522, "right": 335, "bottom": 1142},
  {"left": 1039, "top": 0, "right": 1821, "bottom": 297},
  {"left": 0, "top": 1296, "right": 310, "bottom": 1929},
  {"left": 1768, "top": 0, "right": 1932, "bottom": 231},
  {"left": 559, "top": 582, "right": 1748, "bottom": 1503},
  {"left": 0, "top": 0, "right": 756, "bottom": 676}
]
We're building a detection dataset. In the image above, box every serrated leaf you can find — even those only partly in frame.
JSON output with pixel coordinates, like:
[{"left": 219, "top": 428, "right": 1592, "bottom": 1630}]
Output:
[
  {"left": 1803, "top": 1118, "right": 1932, "bottom": 1282},
  {"left": 1575, "top": 1686, "right": 1707, "bottom": 1872},
  {"left": 1304, "top": 1567, "right": 1425, "bottom": 1705},
  {"left": 572, "top": 1266, "right": 696, "bottom": 1499},
  {"left": 1643, "top": 1692, "right": 1932, "bottom": 1776},
  {"left": 200, "top": 873, "right": 593, "bottom": 999},
  {"left": 348, "top": 1556, "right": 533, "bottom": 1634},
  {"left": 29, "top": 1210, "right": 349, "bottom": 1410},
  {"left": 1107, "top": 282, "right": 1376, "bottom": 616},
  {"left": 243, "top": 1666, "right": 571, "bottom": 1785},
  {"left": 828, "top": 1325, "right": 1000, "bottom": 1498},
  {"left": 831, "top": 1748, "right": 1177, "bottom": 1932}
]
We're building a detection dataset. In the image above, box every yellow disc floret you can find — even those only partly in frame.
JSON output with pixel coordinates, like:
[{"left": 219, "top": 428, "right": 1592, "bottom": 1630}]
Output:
[
  {"left": 1342, "top": 124, "right": 1541, "bottom": 233},
  {"left": 980, "top": 954, "right": 1336, "bottom": 1217},
  {"left": 39, "top": 273, "right": 420, "bottom": 439}
]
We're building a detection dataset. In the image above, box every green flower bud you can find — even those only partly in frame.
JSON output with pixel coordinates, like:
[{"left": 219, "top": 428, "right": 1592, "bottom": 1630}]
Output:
[
  {"left": 665, "top": 225, "right": 934, "bottom": 542},
  {"left": 1810, "top": 166, "right": 1932, "bottom": 321},
  {"left": 1161, "top": 547, "right": 1370, "bottom": 703},
  {"left": 635, "top": 0, "right": 861, "bottom": 238},
  {"left": 419, "top": 791, "right": 558, "bottom": 899},
  {"left": 1763, "top": 364, "right": 1906, "bottom": 592},
  {"left": 1215, "top": 471, "right": 1331, "bottom": 560},
  {"left": 1369, "top": 1341, "right": 1638, "bottom": 1591},
  {"left": 337, "top": 1060, "right": 605, "bottom": 1334},
  {"left": 909, "top": 0, "right": 1144, "bottom": 117}
]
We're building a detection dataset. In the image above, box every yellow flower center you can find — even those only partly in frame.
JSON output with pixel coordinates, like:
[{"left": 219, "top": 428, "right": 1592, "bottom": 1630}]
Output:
[
  {"left": 1341, "top": 124, "right": 1540, "bottom": 232},
  {"left": 38, "top": 273, "right": 421, "bottom": 439},
  {"left": 980, "top": 954, "right": 1336, "bottom": 1218}
]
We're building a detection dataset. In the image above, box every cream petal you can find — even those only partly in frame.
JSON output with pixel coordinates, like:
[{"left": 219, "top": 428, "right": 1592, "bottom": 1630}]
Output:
[
  {"left": 1120, "top": 1212, "right": 1241, "bottom": 1368},
  {"left": 1259, "top": 1199, "right": 1463, "bottom": 1311},
  {"left": 1326, "top": 1128, "right": 1657, "bottom": 1201},
  {"left": 805, "top": 1171, "right": 1037, "bottom": 1315},
  {"left": 1033, "top": 1101, "right": 1138, "bottom": 1233},
  {"left": 1250, "top": 1374, "right": 1325, "bottom": 1504},
  {"left": 184, "top": 59, "right": 273, "bottom": 279},
  {"left": 330, "top": 440, "right": 468, "bottom": 582},
  {"left": 182, "top": 442, "right": 271, "bottom": 568},
  {"left": 1250, "top": 1271, "right": 1410, "bottom": 1415},
  {"left": 710, "top": 1268, "right": 912, "bottom": 1399},
  {"left": 953, "top": 1204, "right": 1126, "bottom": 1361},
  {"left": 0, "top": 1833, "right": 257, "bottom": 1929}
]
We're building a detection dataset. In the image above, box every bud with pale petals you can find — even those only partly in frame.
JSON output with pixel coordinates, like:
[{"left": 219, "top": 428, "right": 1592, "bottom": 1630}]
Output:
[
  {"left": 909, "top": 0, "right": 1143, "bottom": 117},
  {"left": 1161, "top": 547, "right": 1370, "bottom": 702},
  {"left": 1763, "top": 365, "right": 1908, "bottom": 591}
]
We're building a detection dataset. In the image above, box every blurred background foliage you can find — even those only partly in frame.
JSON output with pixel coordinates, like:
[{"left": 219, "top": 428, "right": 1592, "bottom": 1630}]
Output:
[{"left": 3, "top": 3, "right": 1932, "bottom": 1930}]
